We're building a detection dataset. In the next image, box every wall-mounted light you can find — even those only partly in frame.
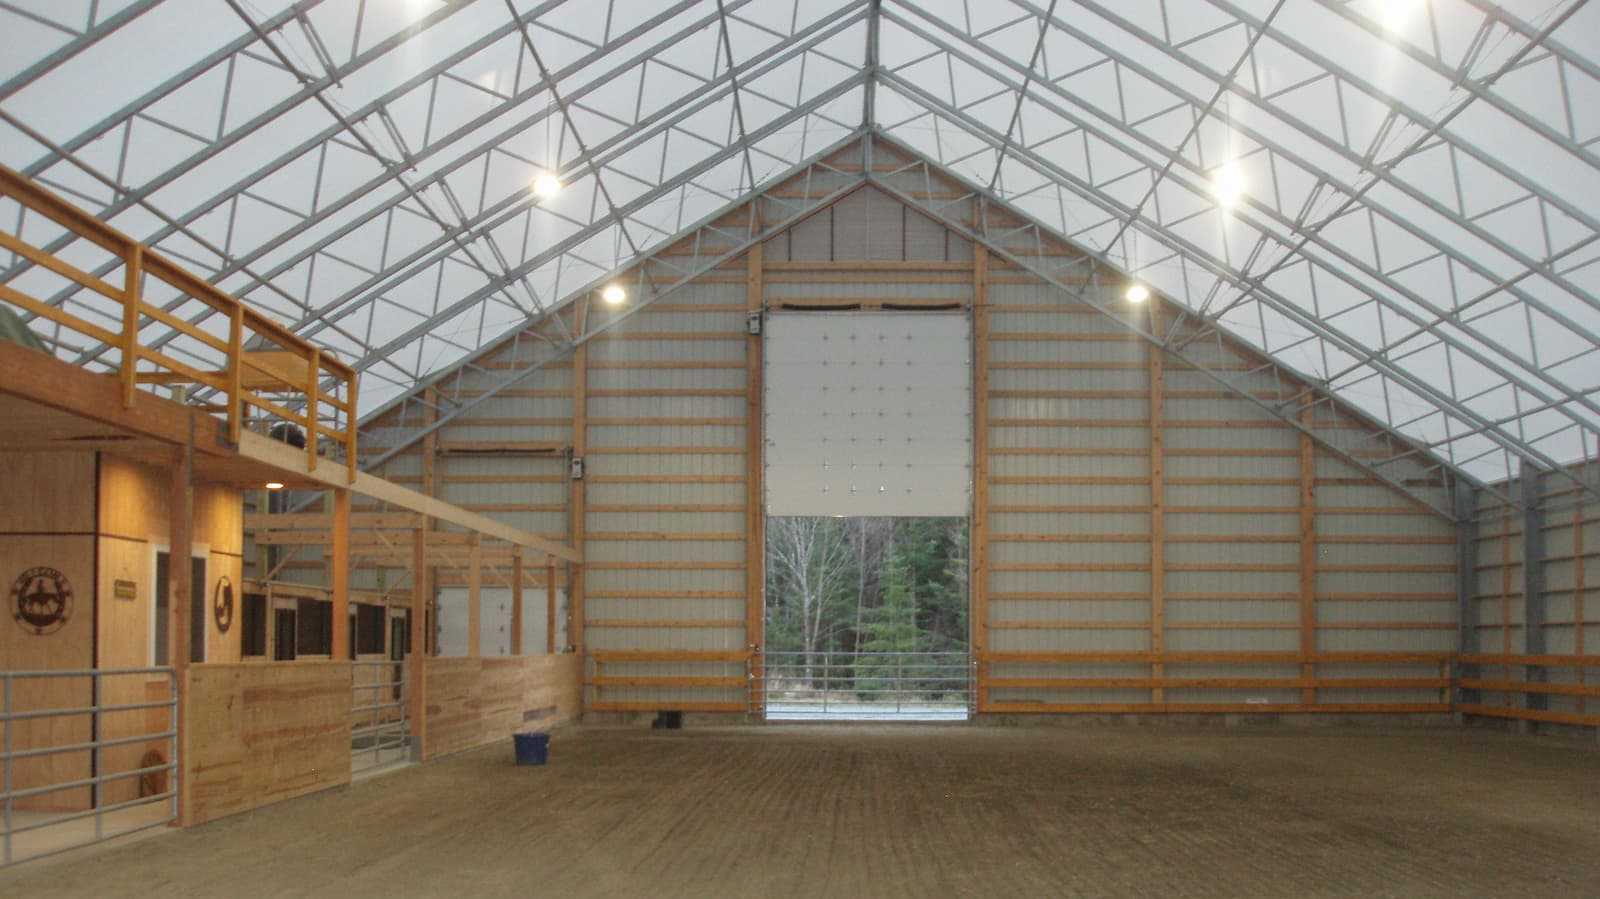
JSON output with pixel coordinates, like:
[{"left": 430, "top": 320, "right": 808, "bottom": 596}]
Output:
[
  {"left": 265, "top": 481, "right": 285, "bottom": 491},
  {"left": 601, "top": 284, "right": 626, "bottom": 305},
  {"left": 1125, "top": 284, "right": 1150, "bottom": 304}
]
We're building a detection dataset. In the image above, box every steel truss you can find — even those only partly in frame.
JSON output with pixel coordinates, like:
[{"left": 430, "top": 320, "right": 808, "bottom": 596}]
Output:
[{"left": 2, "top": 0, "right": 1598, "bottom": 515}]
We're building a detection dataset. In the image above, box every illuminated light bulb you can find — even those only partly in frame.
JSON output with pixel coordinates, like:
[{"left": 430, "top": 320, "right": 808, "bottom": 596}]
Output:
[
  {"left": 1381, "top": 0, "right": 1419, "bottom": 31},
  {"left": 1125, "top": 283, "right": 1150, "bottom": 304},
  {"left": 265, "top": 482, "right": 285, "bottom": 491},
  {"left": 1212, "top": 162, "right": 1245, "bottom": 209},
  {"left": 532, "top": 172, "right": 562, "bottom": 198},
  {"left": 601, "top": 284, "right": 626, "bottom": 305}
]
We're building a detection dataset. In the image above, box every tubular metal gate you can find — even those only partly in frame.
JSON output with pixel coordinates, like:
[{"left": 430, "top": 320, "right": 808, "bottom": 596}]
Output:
[
  {"left": 1, "top": 667, "right": 178, "bottom": 867},
  {"left": 351, "top": 660, "right": 409, "bottom": 773},
  {"left": 762, "top": 651, "right": 972, "bottom": 721}
]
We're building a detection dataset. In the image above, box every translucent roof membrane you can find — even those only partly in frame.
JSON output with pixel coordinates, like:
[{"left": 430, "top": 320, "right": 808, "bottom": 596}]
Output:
[{"left": 1, "top": 0, "right": 1598, "bottom": 495}]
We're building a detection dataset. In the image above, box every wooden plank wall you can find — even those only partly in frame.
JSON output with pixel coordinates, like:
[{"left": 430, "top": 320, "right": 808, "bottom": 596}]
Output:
[
  {"left": 1462, "top": 461, "right": 1600, "bottom": 727},
  {"left": 98, "top": 455, "right": 242, "bottom": 803},
  {"left": 348, "top": 311, "right": 577, "bottom": 633},
  {"left": 343, "top": 140, "right": 1471, "bottom": 720},
  {"left": 976, "top": 234, "right": 1458, "bottom": 713},
  {"left": 420, "top": 654, "right": 580, "bottom": 760},
  {"left": 1535, "top": 465, "right": 1598, "bottom": 723},
  {"left": 581, "top": 242, "right": 753, "bottom": 714},
  {"left": 184, "top": 661, "right": 351, "bottom": 826},
  {"left": 0, "top": 451, "right": 96, "bottom": 810}
]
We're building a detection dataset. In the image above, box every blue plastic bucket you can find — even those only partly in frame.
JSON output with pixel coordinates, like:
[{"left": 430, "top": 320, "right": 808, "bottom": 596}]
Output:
[{"left": 513, "top": 731, "right": 549, "bottom": 766}]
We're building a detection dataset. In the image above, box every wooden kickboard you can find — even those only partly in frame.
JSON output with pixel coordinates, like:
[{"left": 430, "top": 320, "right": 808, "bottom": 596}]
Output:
[
  {"left": 421, "top": 655, "right": 581, "bottom": 760},
  {"left": 185, "top": 662, "right": 352, "bottom": 826}
]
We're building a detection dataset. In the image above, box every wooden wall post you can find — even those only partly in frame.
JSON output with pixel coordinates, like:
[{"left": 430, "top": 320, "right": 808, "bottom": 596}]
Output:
[
  {"left": 570, "top": 297, "right": 590, "bottom": 661},
  {"left": 330, "top": 488, "right": 350, "bottom": 660},
  {"left": 409, "top": 527, "right": 427, "bottom": 756},
  {"left": 546, "top": 557, "right": 557, "bottom": 655},
  {"left": 1576, "top": 489, "right": 1587, "bottom": 715},
  {"left": 422, "top": 386, "right": 439, "bottom": 655},
  {"left": 1148, "top": 308, "right": 1166, "bottom": 704},
  {"left": 745, "top": 243, "right": 766, "bottom": 714},
  {"left": 1500, "top": 497, "right": 1514, "bottom": 706},
  {"left": 1298, "top": 398, "right": 1317, "bottom": 705},
  {"left": 120, "top": 244, "right": 142, "bottom": 407},
  {"left": 510, "top": 547, "right": 524, "bottom": 656},
  {"left": 467, "top": 533, "right": 482, "bottom": 657},
  {"left": 971, "top": 243, "right": 990, "bottom": 713},
  {"left": 1520, "top": 460, "right": 1547, "bottom": 718},
  {"left": 168, "top": 436, "right": 193, "bottom": 826}
]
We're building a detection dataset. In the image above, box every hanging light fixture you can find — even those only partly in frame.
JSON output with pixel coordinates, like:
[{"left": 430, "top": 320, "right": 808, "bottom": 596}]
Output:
[
  {"left": 1125, "top": 283, "right": 1150, "bottom": 304},
  {"left": 1212, "top": 162, "right": 1245, "bottom": 209},
  {"left": 601, "top": 284, "right": 626, "bottom": 305},
  {"left": 265, "top": 481, "right": 285, "bottom": 491}
]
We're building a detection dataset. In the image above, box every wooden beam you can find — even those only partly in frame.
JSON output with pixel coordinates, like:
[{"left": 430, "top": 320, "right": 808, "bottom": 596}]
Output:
[
  {"left": 546, "top": 556, "right": 557, "bottom": 655},
  {"left": 1577, "top": 491, "right": 1588, "bottom": 715},
  {"left": 330, "top": 488, "right": 350, "bottom": 661},
  {"left": 467, "top": 534, "right": 481, "bottom": 658},
  {"left": 971, "top": 242, "right": 991, "bottom": 713},
  {"left": 409, "top": 527, "right": 427, "bottom": 752},
  {"left": 0, "top": 341, "right": 231, "bottom": 451},
  {"left": 570, "top": 295, "right": 590, "bottom": 664},
  {"left": 1149, "top": 306, "right": 1166, "bottom": 705},
  {"left": 246, "top": 511, "right": 424, "bottom": 530},
  {"left": 1298, "top": 398, "right": 1317, "bottom": 705},
  {"left": 236, "top": 429, "right": 580, "bottom": 561},
  {"left": 510, "top": 547, "right": 523, "bottom": 656},
  {"left": 168, "top": 439, "right": 193, "bottom": 826},
  {"left": 745, "top": 242, "right": 765, "bottom": 715}
]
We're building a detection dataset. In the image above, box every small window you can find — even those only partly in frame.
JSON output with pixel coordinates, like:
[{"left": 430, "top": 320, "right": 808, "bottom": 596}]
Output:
[
  {"left": 356, "top": 604, "right": 385, "bottom": 655},
  {"left": 241, "top": 593, "right": 267, "bottom": 656},
  {"left": 296, "top": 598, "right": 332, "bottom": 655}
]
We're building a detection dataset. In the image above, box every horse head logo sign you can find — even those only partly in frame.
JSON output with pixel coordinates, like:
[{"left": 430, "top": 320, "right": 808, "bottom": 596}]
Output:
[
  {"left": 11, "top": 567, "right": 73, "bottom": 635},
  {"left": 214, "top": 575, "right": 234, "bottom": 633}
]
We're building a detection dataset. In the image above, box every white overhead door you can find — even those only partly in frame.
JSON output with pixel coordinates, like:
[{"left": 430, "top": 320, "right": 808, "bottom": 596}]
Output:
[
  {"left": 765, "top": 312, "right": 971, "bottom": 517},
  {"left": 436, "top": 587, "right": 561, "bottom": 656}
]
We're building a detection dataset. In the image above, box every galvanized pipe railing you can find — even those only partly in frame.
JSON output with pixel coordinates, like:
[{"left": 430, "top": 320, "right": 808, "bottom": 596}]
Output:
[
  {"left": 761, "top": 651, "right": 972, "bottom": 720},
  {"left": 351, "top": 659, "right": 408, "bottom": 771},
  {"left": 0, "top": 667, "right": 178, "bottom": 867}
]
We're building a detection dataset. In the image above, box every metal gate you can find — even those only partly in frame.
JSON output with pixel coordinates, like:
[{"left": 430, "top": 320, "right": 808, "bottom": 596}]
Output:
[
  {"left": 351, "top": 660, "right": 408, "bottom": 773},
  {"left": 762, "top": 651, "right": 972, "bottom": 720},
  {"left": 1, "top": 667, "right": 178, "bottom": 866}
]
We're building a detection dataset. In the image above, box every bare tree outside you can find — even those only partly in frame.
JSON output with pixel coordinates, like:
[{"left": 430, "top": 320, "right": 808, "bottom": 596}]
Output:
[{"left": 765, "top": 516, "right": 968, "bottom": 696}]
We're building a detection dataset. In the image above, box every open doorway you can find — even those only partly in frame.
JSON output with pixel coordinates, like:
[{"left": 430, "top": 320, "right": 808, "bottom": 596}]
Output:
[{"left": 764, "top": 516, "right": 969, "bottom": 721}]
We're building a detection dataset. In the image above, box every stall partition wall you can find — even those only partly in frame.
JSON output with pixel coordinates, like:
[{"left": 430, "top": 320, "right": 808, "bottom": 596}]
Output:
[
  {"left": 0, "top": 450, "right": 242, "bottom": 811},
  {"left": 0, "top": 452, "right": 95, "bottom": 811}
]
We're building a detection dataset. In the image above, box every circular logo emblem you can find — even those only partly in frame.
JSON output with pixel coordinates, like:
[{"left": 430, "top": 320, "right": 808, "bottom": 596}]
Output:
[
  {"left": 213, "top": 575, "right": 234, "bottom": 633},
  {"left": 11, "top": 567, "right": 73, "bottom": 635}
]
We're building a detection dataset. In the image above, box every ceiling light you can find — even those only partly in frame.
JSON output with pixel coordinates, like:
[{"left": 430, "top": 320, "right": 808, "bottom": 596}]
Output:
[
  {"left": 1381, "top": 0, "right": 1419, "bottom": 31},
  {"left": 532, "top": 172, "right": 561, "bottom": 198},
  {"left": 265, "top": 481, "right": 285, "bottom": 491},
  {"left": 1125, "top": 283, "right": 1150, "bottom": 304},
  {"left": 1212, "top": 162, "right": 1245, "bottom": 209},
  {"left": 601, "top": 284, "right": 626, "bottom": 305}
]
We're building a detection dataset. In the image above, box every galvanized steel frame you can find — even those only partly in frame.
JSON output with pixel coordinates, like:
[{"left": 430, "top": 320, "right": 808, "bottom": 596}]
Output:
[{"left": 2, "top": 0, "right": 1598, "bottom": 514}]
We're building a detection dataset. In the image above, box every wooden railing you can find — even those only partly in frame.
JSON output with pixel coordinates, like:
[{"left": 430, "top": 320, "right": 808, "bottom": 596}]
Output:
[
  {"left": 587, "top": 650, "right": 751, "bottom": 713},
  {"left": 1457, "top": 653, "right": 1600, "bottom": 726},
  {"left": 980, "top": 650, "right": 1456, "bottom": 714},
  {"left": 0, "top": 165, "right": 358, "bottom": 481}
]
